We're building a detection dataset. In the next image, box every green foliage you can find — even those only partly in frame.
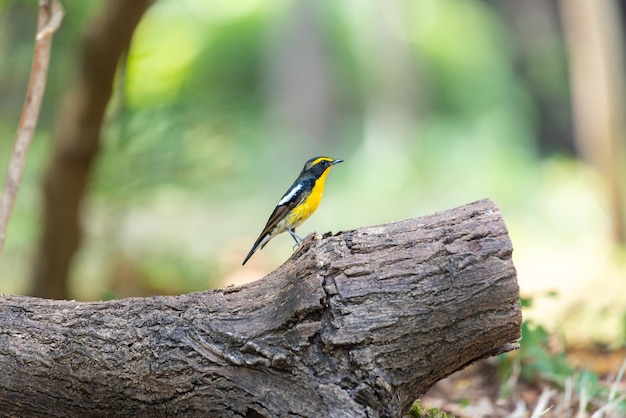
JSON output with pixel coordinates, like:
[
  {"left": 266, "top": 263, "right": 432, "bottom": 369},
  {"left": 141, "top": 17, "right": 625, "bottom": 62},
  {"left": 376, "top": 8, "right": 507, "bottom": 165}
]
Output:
[
  {"left": 519, "top": 296, "right": 533, "bottom": 308},
  {"left": 452, "top": 398, "right": 470, "bottom": 408},
  {"left": 409, "top": 400, "right": 453, "bottom": 418},
  {"left": 498, "top": 295, "right": 626, "bottom": 414},
  {"left": 497, "top": 296, "right": 573, "bottom": 392},
  {"left": 517, "top": 320, "right": 573, "bottom": 384}
]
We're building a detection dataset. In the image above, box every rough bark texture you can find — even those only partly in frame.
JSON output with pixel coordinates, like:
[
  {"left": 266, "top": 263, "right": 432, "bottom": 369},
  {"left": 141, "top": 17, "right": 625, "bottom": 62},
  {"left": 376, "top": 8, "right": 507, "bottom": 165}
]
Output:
[
  {"left": 31, "top": 0, "right": 150, "bottom": 299},
  {"left": 0, "top": 199, "right": 521, "bottom": 417}
]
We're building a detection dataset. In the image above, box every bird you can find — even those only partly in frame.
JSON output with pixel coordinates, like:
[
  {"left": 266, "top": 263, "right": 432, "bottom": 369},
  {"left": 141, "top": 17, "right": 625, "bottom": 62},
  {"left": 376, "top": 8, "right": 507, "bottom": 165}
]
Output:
[{"left": 242, "top": 156, "right": 343, "bottom": 265}]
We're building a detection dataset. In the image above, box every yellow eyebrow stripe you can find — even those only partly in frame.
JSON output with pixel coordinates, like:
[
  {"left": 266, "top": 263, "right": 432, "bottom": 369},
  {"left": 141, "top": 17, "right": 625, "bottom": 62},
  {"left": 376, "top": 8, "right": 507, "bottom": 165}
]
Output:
[{"left": 311, "top": 157, "right": 333, "bottom": 165}]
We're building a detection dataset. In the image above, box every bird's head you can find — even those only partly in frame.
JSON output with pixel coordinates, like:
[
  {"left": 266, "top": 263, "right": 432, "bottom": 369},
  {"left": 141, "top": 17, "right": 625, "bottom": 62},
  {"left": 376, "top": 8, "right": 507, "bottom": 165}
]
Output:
[{"left": 302, "top": 156, "right": 343, "bottom": 177}]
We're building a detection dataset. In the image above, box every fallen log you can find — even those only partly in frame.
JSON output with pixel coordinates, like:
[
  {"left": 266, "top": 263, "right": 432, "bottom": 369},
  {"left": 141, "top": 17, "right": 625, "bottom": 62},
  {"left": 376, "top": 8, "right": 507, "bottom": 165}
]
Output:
[{"left": 0, "top": 198, "right": 521, "bottom": 417}]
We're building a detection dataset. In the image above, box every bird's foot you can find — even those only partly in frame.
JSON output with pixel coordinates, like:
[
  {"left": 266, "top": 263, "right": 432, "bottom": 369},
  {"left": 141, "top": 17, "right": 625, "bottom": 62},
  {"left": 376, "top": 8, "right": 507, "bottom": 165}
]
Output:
[{"left": 286, "top": 227, "right": 304, "bottom": 250}]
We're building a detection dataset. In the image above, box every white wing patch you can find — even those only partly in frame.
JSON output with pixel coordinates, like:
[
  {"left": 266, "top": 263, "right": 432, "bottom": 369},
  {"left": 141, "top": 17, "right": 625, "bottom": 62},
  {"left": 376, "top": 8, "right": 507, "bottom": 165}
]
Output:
[{"left": 278, "top": 184, "right": 302, "bottom": 206}]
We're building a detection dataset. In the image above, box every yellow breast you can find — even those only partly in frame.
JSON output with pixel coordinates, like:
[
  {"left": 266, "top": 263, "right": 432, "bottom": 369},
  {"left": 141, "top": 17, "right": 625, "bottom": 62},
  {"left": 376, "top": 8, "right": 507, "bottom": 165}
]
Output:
[{"left": 284, "top": 168, "right": 332, "bottom": 229}]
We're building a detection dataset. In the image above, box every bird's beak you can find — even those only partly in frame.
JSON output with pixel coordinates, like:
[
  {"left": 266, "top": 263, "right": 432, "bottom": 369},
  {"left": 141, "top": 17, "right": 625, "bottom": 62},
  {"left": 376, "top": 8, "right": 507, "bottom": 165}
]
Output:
[{"left": 332, "top": 159, "right": 344, "bottom": 165}]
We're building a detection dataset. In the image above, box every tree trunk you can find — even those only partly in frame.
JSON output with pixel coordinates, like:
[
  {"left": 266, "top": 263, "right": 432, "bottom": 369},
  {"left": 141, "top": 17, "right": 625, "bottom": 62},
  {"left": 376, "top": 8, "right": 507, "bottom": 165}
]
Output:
[
  {"left": 559, "top": 0, "right": 626, "bottom": 244},
  {"left": 1, "top": 199, "right": 521, "bottom": 417},
  {"left": 31, "top": 0, "right": 151, "bottom": 299}
]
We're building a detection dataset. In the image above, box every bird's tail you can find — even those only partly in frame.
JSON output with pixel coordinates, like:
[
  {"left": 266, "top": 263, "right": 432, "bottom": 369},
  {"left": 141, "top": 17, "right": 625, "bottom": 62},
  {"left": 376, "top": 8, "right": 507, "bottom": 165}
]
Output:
[{"left": 242, "top": 232, "right": 272, "bottom": 265}]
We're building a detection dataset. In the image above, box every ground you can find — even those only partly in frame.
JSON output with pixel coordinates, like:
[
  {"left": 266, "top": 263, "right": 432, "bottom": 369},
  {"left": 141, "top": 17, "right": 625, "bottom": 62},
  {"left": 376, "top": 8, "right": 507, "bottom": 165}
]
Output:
[{"left": 420, "top": 347, "right": 626, "bottom": 418}]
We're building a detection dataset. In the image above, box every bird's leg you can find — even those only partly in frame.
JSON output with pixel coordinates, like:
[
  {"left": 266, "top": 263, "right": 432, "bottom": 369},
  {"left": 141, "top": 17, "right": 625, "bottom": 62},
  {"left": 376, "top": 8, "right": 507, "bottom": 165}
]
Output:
[{"left": 286, "top": 227, "right": 303, "bottom": 250}]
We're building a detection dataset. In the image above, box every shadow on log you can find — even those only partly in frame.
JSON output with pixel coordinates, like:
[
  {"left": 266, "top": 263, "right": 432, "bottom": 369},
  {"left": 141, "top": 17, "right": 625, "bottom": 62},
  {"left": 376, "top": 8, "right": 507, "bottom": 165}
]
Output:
[{"left": 0, "top": 198, "right": 521, "bottom": 417}]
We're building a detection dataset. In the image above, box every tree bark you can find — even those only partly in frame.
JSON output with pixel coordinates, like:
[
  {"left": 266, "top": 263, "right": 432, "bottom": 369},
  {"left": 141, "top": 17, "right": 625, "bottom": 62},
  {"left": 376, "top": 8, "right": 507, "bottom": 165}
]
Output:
[
  {"left": 31, "top": 0, "right": 151, "bottom": 299},
  {"left": 1, "top": 199, "right": 521, "bottom": 417}
]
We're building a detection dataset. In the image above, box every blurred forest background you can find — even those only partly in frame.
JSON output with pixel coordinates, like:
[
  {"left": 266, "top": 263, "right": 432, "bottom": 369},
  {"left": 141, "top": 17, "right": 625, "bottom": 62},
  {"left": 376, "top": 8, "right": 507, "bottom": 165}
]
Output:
[{"left": 1, "top": 0, "right": 626, "bottom": 414}]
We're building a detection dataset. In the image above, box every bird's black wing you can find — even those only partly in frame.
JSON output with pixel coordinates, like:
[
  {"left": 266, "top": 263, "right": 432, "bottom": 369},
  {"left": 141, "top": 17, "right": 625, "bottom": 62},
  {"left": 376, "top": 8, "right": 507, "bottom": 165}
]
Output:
[
  {"left": 242, "top": 178, "right": 312, "bottom": 264},
  {"left": 260, "top": 180, "right": 311, "bottom": 236}
]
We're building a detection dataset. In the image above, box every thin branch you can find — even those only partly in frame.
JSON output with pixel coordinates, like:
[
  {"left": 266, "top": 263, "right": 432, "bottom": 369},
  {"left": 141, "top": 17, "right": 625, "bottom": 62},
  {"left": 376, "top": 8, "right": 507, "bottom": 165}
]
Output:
[{"left": 0, "top": 0, "right": 64, "bottom": 265}]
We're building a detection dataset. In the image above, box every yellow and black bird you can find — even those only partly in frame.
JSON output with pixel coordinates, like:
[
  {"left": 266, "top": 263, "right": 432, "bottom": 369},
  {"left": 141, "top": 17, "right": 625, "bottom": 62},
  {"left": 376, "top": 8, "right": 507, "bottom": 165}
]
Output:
[{"left": 242, "top": 156, "right": 343, "bottom": 265}]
